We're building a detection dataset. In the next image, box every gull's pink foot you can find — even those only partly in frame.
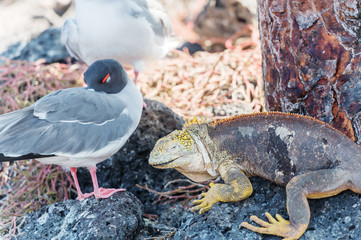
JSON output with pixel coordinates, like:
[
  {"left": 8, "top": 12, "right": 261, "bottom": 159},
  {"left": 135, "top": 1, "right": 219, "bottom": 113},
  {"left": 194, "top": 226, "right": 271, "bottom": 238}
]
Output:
[
  {"left": 225, "top": 38, "right": 234, "bottom": 49},
  {"left": 93, "top": 187, "right": 126, "bottom": 199},
  {"left": 88, "top": 166, "right": 126, "bottom": 199},
  {"left": 77, "top": 192, "right": 94, "bottom": 201},
  {"left": 70, "top": 166, "right": 126, "bottom": 200}
]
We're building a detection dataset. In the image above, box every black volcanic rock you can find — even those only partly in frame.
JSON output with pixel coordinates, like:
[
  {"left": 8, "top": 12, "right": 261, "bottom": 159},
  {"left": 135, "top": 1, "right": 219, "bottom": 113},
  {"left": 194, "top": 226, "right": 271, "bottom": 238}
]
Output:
[
  {"left": 17, "top": 191, "right": 143, "bottom": 240},
  {"left": 174, "top": 178, "right": 361, "bottom": 240},
  {"left": 1, "top": 28, "right": 70, "bottom": 64}
]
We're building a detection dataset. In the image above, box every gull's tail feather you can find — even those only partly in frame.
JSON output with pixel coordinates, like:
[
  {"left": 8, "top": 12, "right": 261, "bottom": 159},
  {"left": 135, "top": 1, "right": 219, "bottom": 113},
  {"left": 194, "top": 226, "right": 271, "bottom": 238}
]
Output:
[
  {"left": 0, "top": 107, "right": 55, "bottom": 162},
  {"left": 0, "top": 153, "right": 55, "bottom": 162}
]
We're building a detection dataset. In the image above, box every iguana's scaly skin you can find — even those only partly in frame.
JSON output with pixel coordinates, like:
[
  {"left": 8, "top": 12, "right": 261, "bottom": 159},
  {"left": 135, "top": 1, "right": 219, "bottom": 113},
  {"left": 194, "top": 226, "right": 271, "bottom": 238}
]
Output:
[{"left": 149, "top": 112, "right": 361, "bottom": 240}]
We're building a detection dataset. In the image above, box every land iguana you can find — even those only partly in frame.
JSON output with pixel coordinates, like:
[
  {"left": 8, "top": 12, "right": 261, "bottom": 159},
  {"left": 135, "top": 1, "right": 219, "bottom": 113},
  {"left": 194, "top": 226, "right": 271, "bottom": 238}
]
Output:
[{"left": 148, "top": 112, "right": 361, "bottom": 240}]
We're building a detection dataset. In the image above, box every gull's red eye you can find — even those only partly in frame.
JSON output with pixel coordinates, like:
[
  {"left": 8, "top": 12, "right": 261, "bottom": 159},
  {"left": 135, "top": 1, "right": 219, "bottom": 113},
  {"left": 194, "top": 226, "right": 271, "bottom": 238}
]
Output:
[{"left": 101, "top": 73, "right": 110, "bottom": 83}]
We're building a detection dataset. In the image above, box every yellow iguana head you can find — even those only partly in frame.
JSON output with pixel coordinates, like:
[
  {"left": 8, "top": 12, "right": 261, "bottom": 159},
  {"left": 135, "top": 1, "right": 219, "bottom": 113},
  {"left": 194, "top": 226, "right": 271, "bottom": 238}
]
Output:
[{"left": 149, "top": 117, "right": 218, "bottom": 182}]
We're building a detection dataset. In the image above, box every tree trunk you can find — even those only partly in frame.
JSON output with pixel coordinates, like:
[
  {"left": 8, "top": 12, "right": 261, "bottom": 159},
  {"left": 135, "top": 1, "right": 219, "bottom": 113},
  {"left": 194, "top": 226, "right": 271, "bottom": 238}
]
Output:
[{"left": 258, "top": 0, "right": 361, "bottom": 143}]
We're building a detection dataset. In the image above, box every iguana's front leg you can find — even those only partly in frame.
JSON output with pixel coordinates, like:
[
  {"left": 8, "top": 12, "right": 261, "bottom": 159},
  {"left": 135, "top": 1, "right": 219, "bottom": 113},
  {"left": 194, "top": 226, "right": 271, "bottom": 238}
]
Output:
[{"left": 190, "top": 163, "right": 253, "bottom": 214}]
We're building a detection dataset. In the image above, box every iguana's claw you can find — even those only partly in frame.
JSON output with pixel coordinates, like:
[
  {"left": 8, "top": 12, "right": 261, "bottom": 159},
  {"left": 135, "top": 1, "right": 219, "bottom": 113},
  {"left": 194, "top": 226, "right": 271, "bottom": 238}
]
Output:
[
  {"left": 240, "top": 212, "right": 304, "bottom": 240},
  {"left": 190, "top": 182, "right": 218, "bottom": 214}
]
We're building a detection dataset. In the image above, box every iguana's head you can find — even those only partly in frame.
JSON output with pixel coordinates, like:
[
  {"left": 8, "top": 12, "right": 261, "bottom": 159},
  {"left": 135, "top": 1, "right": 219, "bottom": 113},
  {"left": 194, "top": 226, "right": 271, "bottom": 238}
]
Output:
[{"left": 149, "top": 117, "right": 218, "bottom": 182}]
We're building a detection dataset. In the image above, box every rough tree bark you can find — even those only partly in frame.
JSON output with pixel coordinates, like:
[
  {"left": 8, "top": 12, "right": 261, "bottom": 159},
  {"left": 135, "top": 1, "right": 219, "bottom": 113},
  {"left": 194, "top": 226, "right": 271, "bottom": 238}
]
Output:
[{"left": 257, "top": 0, "right": 361, "bottom": 143}]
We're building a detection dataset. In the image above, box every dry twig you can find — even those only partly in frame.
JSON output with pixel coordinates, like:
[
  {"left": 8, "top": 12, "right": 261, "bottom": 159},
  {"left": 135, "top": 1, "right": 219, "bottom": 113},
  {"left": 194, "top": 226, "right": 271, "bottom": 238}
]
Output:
[{"left": 137, "top": 178, "right": 220, "bottom": 208}]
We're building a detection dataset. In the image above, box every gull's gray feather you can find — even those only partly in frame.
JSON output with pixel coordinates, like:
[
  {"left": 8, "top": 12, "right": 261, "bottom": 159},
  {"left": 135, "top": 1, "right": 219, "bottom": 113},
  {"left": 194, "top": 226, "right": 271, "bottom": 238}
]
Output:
[
  {"left": 127, "top": 0, "right": 173, "bottom": 38},
  {"left": 34, "top": 88, "right": 125, "bottom": 124},
  {"left": 61, "top": 18, "right": 83, "bottom": 60},
  {"left": 0, "top": 88, "right": 131, "bottom": 157}
]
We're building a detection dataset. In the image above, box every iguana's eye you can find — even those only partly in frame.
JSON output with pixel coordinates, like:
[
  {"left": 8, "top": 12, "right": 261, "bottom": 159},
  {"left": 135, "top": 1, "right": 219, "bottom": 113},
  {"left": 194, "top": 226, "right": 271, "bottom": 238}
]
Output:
[
  {"left": 170, "top": 145, "right": 178, "bottom": 150},
  {"left": 101, "top": 73, "right": 111, "bottom": 83}
]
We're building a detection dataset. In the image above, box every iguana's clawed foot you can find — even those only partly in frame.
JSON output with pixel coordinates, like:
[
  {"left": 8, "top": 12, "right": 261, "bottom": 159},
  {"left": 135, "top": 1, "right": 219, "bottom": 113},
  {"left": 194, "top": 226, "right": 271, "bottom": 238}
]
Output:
[
  {"left": 240, "top": 212, "right": 305, "bottom": 240},
  {"left": 190, "top": 182, "right": 219, "bottom": 214}
]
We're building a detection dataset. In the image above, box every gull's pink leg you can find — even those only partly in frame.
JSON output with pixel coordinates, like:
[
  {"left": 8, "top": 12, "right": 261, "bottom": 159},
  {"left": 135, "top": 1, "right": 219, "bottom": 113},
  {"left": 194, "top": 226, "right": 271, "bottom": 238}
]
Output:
[
  {"left": 134, "top": 70, "right": 139, "bottom": 85},
  {"left": 82, "top": 69, "right": 87, "bottom": 87},
  {"left": 133, "top": 70, "right": 147, "bottom": 108},
  {"left": 88, "top": 166, "right": 126, "bottom": 199},
  {"left": 70, "top": 167, "right": 93, "bottom": 200}
]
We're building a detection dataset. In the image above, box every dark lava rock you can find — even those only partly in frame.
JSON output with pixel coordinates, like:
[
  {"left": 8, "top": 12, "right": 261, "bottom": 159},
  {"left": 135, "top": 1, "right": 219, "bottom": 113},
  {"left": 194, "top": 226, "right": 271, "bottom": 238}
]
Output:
[
  {"left": 174, "top": 177, "right": 361, "bottom": 240},
  {"left": 17, "top": 191, "right": 143, "bottom": 240},
  {"left": 177, "top": 42, "right": 204, "bottom": 55},
  {"left": 1, "top": 28, "right": 70, "bottom": 64}
]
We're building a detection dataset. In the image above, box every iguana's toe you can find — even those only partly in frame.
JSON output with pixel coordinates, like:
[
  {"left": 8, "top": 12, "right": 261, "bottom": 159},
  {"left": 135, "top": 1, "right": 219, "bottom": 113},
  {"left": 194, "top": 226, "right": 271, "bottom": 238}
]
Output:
[
  {"left": 190, "top": 197, "right": 215, "bottom": 214},
  {"left": 190, "top": 184, "right": 219, "bottom": 214},
  {"left": 240, "top": 212, "right": 306, "bottom": 240}
]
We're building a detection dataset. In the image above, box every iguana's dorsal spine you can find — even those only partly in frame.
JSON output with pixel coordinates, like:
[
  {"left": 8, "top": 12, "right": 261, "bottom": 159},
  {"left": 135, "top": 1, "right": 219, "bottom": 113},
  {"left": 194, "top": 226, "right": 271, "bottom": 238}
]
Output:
[
  {"left": 208, "top": 111, "right": 341, "bottom": 134},
  {"left": 182, "top": 116, "right": 208, "bottom": 137},
  {"left": 183, "top": 116, "right": 208, "bottom": 128}
]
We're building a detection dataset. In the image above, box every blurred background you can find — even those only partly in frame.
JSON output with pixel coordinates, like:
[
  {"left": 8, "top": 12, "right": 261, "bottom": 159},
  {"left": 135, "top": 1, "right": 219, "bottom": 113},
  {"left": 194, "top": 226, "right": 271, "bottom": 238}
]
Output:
[
  {"left": 0, "top": 0, "right": 258, "bottom": 53},
  {"left": 0, "top": 0, "right": 263, "bottom": 118}
]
